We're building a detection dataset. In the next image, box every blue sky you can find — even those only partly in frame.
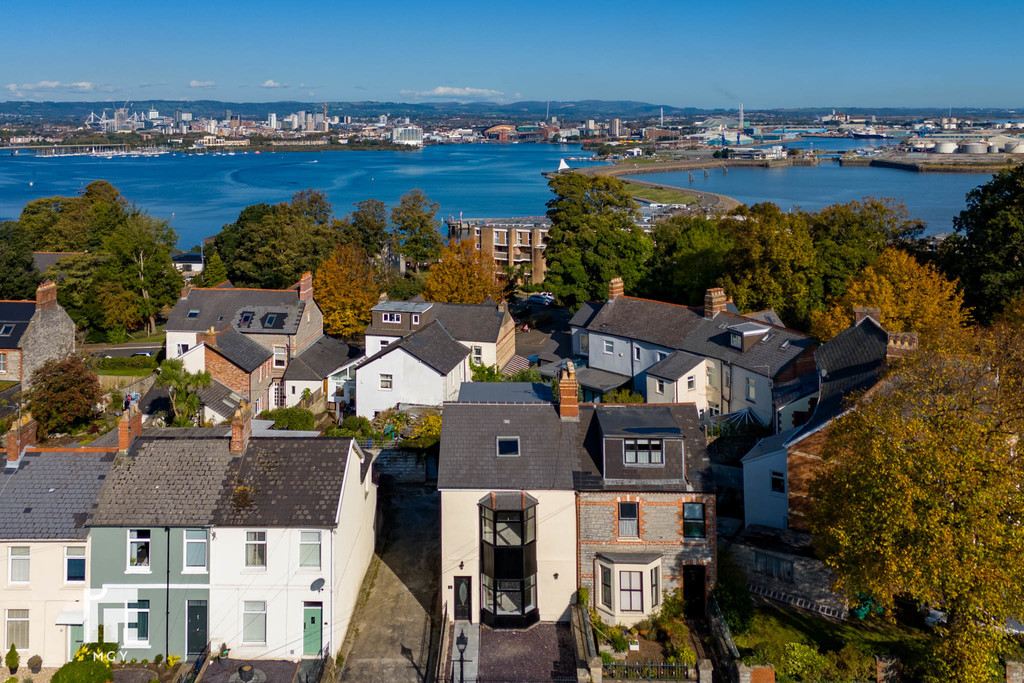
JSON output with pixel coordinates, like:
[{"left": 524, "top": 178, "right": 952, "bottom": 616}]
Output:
[{"left": 3, "top": 0, "right": 1021, "bottom": 109}]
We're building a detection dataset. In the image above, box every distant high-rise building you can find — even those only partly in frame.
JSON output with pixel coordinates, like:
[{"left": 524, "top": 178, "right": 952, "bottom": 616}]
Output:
[
  {"left": 181, "top": 112, "right": 193, "bottom": 122},
  {"left": 174, "top": 110, "right": 182, "bottom": 124},
  {"left": 611, "top": 118, "right": 622, "bottom": 137},
  {"left": 148, "top": 108, "right": 159, "bottom": 120},
  {"left": 225, "top": 109, "right": 232, "bottom": 120},
  {"left": 343, "top": 115, "right": 352, "bottom": 124},
  {"left": 268, "top": 113, "right": 277, "bottom": 129},
  {"left": 391, "top": 125, "right": 423, "bottom": 146},
  {"left": 379, "top": 114, "right": 388, "bottom": 125}
]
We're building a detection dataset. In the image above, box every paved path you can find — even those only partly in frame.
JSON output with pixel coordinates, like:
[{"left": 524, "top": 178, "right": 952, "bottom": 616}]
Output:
[{"left": 339, "top": 486, "right": 440, "bottom": 682}]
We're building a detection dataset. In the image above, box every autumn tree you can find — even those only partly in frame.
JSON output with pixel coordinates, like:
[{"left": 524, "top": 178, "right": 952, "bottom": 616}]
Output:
[
  {"left": 26, "top": 356, "right": 102, "bottom": 438},
  {"left": 543, "top": 173, "right": 652, "bottom": 310},
  {"left": 157, "top": 358, "right": 213, "bottom": 427},
  {"left": 314, "top": 243, "right": 381, "bottom": 339},
  {"left": 810, "top": 338, "right": 1024, "bottom": 682},
  {"left": 391, "top": 189, "right": 443, "bottom": 268},
  {"left": 422, "top": 238, "right": 503, "bottom": 304},
  {"left": 809, "top": 247, "right": 967, "bottom": 343}
]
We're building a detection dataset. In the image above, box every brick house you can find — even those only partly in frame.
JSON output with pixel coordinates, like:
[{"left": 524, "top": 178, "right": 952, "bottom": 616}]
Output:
[
  {"left": 0, "top": 281, "right": 76, "bottom": 389},
  {"left": 438, "top": 365, "right": 716, "bottom": 630},
  {"left": 178, "top": 327, "right": 275, "bottom": 416}
]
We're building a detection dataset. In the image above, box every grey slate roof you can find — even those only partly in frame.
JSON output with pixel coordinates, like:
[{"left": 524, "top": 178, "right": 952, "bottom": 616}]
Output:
[
  {"left": 433, "top": 303, "right": 507, "bottom": 343},
  {"left": 645, "top": 350, "right": 704, "bottom": 381},
  {"left": 372, "top": 301, "right": 434, "bottom": 313},
  {"left": 596, "top": 551, "right": 663, "bottom": 565},
  {"left": 457, "top": 382, "right": 553, "bottom": 403},
  {"left": 569, "top": 302, "right": 601, "bottom": 329},
  {"left": 595, "top": 405, "right": 684, "bottom": 437},
  {"left": 740, "top": 427, "right": 796, "bottom": 463},
  {"left": 198, "top": 380, "right": 245, "bottom": 419},
  {"left": 538, "top": 363, "right": 630, "bottom": 393},
  {"left": 787, "top": 318, "right": 889, "bottom": 444},
  {"left": 210, "top": 327, "right": 273, "bottom": 373},
  {"left": 32, "top": 252, "right": 84, "bottom": 273},
  {"left": 166, "top": 288, "right": 302, "bottom": 333},
  {"left": 232, "top": 305, "right": 302, "bottom": 335},
  {"left": 283, "top": 335, "right": 360, "bottom": 381},
  {"left": 437, "top": 403, "right": 575, "bottom": 490},
  {"left": 0, "top": 449, "right": 114, "bottom": 539},
  {"left": 0, "top": 301, "right": 36, "bottom": 349},
  {"left": 360, "top": 320, "right": 469, "bottom": 375}
]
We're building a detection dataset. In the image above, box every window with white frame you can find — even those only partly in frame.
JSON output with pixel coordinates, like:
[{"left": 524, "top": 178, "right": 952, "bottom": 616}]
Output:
[
  {"left": 706, "top": 364, "right": 716, "bottom": 387},
  {"left": 651, "top": 567, "right": 660, "bottom": 607},
  {"left": 604, "top": 339, "right": 614, "bottom": 354},
  {"left": 126, "top": 600, "right": 150, "bottom": 644},
  {"left": 0, "top": 352, "right": 6, "bottom": 373},
  {"left": 128, "top": 530, "right": 150, "bottom": 570},
  {"left": 686, "top": 375, "right": 695, "bottom": 391},
  {"left": 746, "top": 377, "right": 756, "bottom": 401},
  {"left": 619, "top": 571, "right": 643, "bottom": 611},
  {"left": 5, "top": 610, "right": 28, "bottom": 649},
  {"left": 382, "top": 312, "right": 401, "bottom": 324},
  {"left": 472, "top": 346, "right": 483, "bottom": 364},
  {"left": 412, "top": 314, "right": 420, "bottom": 325},
  {"left": 243, "top": 601, "right": 267, "bottom": 643},
  {"left": 273, "top": 346, "right": 287, "bottom": 369},
  {"left": 0, "top": 324, "right": 13, "bottom": 336},
  {"left": 617, "top": 502, "right": 639, "bottom": 538},
  {"left": 754, "top": 552, "right": 794, "bottom": 582},
  {"left": 633, "top": 346, "right": 640, "bottom": 361},
  {"left": 299, "top": 531, "right": 321, "bottom": 568},
  {"left": 184, "top": 529, "right": 207, "bottom": 570},
  {"left": 656, "top": 351, "right": 667, "bottom": 362},
  {"left": 65, "top": 546, "right": 86, "bottom": 583},
  {"left": 245, "top": 531, "right": 267, "bottom": 567},
  {"left": 600, "top": 565, "right": 613, "bottom": 609},
  {"left": 176, "top": 344, "right": 190, "bottom": 356},
  {"left": 655, "top": 379, "right": 665, "bottom": 394},
  {"left": 771, "top": 471, "right": 786, "bottom": 494},
  {"left": 730, "top": 333, "right": 742, "bottom": 349},
  {"left": 264, "top": 314, "right": 278, "bottom": 327},
  {"left": 8, "top": 547, "right": 29, "bottom": 583},
  {"left": 379, "top": 374, "right": 393, "bottom": 390},
  {"left": 683, "top": 503, "right": 706, "bottom": 539},
  {"left": 624, "top": 439, "right": 663, "bottom": 465}
]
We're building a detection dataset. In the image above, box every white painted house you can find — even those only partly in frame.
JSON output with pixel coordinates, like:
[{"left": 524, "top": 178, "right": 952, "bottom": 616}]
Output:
[{"left": 355, "top": 320, "right": 470, "bottom": 418}]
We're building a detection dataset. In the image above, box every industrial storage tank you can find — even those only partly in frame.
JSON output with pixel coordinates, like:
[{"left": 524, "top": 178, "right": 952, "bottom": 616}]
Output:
[
  {"left": 1005, "top": 141, "right": 1024, "bottom": 154},
  {"left": 924, "top": 141, "right": 936, "bottom": 150},
  {"left": 989, "top": 144, "right": 1001, "bottom": 153},
  {"left": 934, "top": 141, "right": 957, "bottom": 154},
  {"left": 961, "top": 141, "right": 988, "bottom": 154}
]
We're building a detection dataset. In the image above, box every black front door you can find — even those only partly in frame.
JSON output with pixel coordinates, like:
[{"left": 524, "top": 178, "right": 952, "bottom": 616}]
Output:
[
  {"left": 454, "top": 576, "right": 472, "bottom": 621},
  {"left": 187, "top": 600, "right": 208, "bottom": 657},
  {"left": 682, "top": 565, "right": 706, "bottom": 618}
]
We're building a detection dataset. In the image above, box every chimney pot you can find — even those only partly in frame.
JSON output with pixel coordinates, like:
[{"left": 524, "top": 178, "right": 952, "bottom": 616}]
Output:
[
  {"left": 608, "top": 277, "right": 624, "bottom": 301},
  {"left": 6, "top": 414, "right": 37, "bottom": 465},
  {"left": 558, "top": 363, "right": 579, "bottom": 420},
  {"left": 886, "top": 331, "right": 919, "bottom": 361},
  {"left": 231, "top": 402, "right": 252, "bottom": 452},
  {"left": 704, "top": 287, "right": 727, "bottom": 318}
]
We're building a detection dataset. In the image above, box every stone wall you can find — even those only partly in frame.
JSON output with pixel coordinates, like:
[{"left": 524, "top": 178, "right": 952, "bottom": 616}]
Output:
[
  {"left": 19, "top": 304, "right": 75, "bottom": 388},
  {"left": 0, "top": 349, "right": 23, "bottom": 383},
  {"left": 731, "top": 541, "right": 847, "bottom": 618}
]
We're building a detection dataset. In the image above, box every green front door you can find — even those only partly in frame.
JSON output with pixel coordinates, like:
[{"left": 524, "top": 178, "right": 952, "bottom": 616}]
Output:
[
  {"left": 302, "top": 603, "right": 323, "bottom": 656},
  {"left": 69, "top": 625, "right": 84, "bottom": 660}
]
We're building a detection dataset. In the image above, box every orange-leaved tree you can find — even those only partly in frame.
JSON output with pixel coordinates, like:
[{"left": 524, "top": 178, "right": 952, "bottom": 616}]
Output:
[
  {"left": 313, "top": 243, "right": 380, "bottom": 339},
  {"left": 809, "top": 247, "right": 967, "bottom": 343},
  {"left": 422, "top": 238, "right": 503, "bottom": 304}
]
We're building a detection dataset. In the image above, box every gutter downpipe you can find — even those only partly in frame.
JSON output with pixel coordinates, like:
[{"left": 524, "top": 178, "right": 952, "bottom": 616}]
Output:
[{"left": 165, "top": 526, "right": 171, "bottom": 658}]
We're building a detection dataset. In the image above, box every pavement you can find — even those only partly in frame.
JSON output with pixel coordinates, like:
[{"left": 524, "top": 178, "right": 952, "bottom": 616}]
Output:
[{"left": 339, "top": 485, "right": 440, "bottom": 682}]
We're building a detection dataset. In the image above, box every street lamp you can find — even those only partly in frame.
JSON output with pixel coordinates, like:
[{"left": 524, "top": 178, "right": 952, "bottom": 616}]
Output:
[{"left": 456, "top": 628, "right": 468, "bottom": 683}]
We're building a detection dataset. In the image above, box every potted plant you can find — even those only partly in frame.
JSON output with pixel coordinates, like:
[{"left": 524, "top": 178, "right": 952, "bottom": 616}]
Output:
[
  {"left": 27, "top": 654, "right": 41, "bottom": 673},
  {"left": 5, "top": 645, "right": 18, "bottom": 675}
]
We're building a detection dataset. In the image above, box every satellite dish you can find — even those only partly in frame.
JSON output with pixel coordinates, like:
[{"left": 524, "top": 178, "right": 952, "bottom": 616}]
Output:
[{"left": 310, "top": 578, "right": 325, "bottom": 592}]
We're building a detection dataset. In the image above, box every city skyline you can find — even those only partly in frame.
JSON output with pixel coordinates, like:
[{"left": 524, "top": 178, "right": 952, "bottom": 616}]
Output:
[{"left": 4, "top": 0, "right": 1024, "bottom": 109}]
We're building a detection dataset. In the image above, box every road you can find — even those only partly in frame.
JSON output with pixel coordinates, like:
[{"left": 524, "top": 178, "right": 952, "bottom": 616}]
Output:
[{"left": 81, "top": 342, "right": 163, "bottom": 358}]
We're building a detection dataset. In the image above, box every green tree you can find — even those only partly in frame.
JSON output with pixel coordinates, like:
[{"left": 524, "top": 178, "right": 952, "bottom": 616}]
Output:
[
  {"left": 543, "top": 174, "right": 652, "bottom": 310},
  {"left": 313, "top": 243, "right": 380, "bottom": 339},
  {"left": 48, "top": 253, "right": 105, "bottom": 332},
  {"left": 391, "top": 189, "right": 442, "bottom": 268},
  {"left": 200, "top": 251, "right": 228, "bottom": 287},
  {"left": 602, "top": 388, "right": 644, "bottom": 403},
  {"left": 422, "top": 238, "right": 503, "bottom": 304},
  {"left": 471, "top": 363, "right": 505, "bottom": 382},
  {"left": 341, "top": 199, "right": 390, "bottom": 256},
  {"left": 18, "top": 181, "right": 128, "bottom": 251},
  {"left": 810, "top": 334, "right": 1024, "bottom": 682},
  {"left": 0, "top": 220, "right": 40, "bottom": 299},
  {"left": 156, "top": 358, "right": 213, "bottom": 427},
  {"left": 941, "top": 164, "right": 1024, "bottom": 322},
  {"left": 644, "top": 216, "right": 732, "bottom": 305},
  {"left": 26, "top": 356, "right": 102, "bottom": 438}
]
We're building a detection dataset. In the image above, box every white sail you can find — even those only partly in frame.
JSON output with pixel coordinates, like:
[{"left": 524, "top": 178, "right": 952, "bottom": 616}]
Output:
[{"left": 557, "top": 158, "right": 570, "bottom": 172}]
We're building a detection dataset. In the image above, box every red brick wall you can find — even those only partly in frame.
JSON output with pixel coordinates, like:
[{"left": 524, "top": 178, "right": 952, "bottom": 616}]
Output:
[{"left": 205, "top": 346, "right": 250, "bottom": 396}]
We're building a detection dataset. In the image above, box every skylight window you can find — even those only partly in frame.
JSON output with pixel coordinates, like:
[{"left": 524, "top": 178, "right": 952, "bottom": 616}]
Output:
[
  {"left": 496, "top": 436, "right": 520, "bottom": 457},
  {"left": 186, "top": 310, "right": 200, "bottom": 319},
  {"left": 239, "top": 311, "right": 254, "bottom": 325},
  {"left": 0, "top": 324, "right": 14, "bottom": 336},
  {"left": 780, "top": 339, "right": 791, "bottom": 350},
  {"left": 265, "top": 314, "right": 277, "bottom": 327}
]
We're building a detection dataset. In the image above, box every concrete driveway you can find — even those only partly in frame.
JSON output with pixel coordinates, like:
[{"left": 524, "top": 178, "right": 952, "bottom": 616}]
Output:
[{"left": 339, "top": 485, "right": 440, "bottom": 682}]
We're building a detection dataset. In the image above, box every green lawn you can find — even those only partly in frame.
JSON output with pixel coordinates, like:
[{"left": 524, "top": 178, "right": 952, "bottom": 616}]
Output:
[
  {"left": 0, "top": 380, "right": 17, "bottom": 391},
  {"left": 627, "top": 185, "right": 698, "bottom": 205},
  {"left": 127, "top": 323, "right": 167, "bottom": 344}
]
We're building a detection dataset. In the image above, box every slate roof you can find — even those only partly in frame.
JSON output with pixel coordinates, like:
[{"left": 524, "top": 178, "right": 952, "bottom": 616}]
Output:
[
  {"left": 0, "top": 449, "right": 114, "bottom": 539},
  {"left": 438, "top": 400, "right": 712, "bottom": 493},
  {"left": 581, "top": 297, "right": 815, "bottom": 378},
  {"left": 166, "top": 288, "right": 302, "bottom": 333},
  {"left": 0, "top": 301, "right": 36, "bottom": 349},
  {"left": 198, "top": 380, "right": 245, "bottom": 419},
  {"left": 232, "top": 305, "right": 302, "bottom": 335},
  {"left": 172, "top": 252, "right": 204, "bottom": 265},
  {"left": 787, "top": 318, "right": 889, "bottom": 444},
  {"left": 360, "top": 320, "right": 469, "bottom": 375},
  {"left": 457, "top": 382, "right": 553, "bottom": 403},
  {"left": 372, "top": 301, "right": 434, "bottom": 313},
  {"left": 213, "top": 437, "right": 356, "bottom": 527},
  {"left": 32, "top": 251, "right": 84, "bottom": 273},
  {"left": 283, "top": 335, "right": 360, "bottom": 381},
  {"left": 210, "top": 327, "right": 273, "bottom": 373},
  {"left": 645, "top": 350, "right": 704, "bottom": 381},
  {"left": 433, "top": 303, "right": 508, "bottom": 343},
  {"left": 568, "top": 302, "right": 601, "bottom": 329},
  {"left": 740, "top": 427, "right": 796, "bottom": 463},
  {"left": 537, "top": 363, "right": 630, "bottom": 392}
]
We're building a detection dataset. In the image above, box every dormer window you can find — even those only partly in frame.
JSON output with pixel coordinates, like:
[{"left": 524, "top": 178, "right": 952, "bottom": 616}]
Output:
[
  {"left": 412, "top": 314, "right": 420, "bottom": 325},
  {"left": 624, "top": 438, "right": 663, "bottom": 465},
  {"left": 186, "top": 310, "right": 200, "bottom": 319},
  {"left": 0, "top": 324, "right": 12, "bottom": 336},
  {"left": 730, "top": 333, "right": 742, "bottom": 349},
  {"left": 382, "top": 313, "right": 401, "bottom": 324},
  {"left": 496, "top": 436, "right": 520, "bottom": 457}
]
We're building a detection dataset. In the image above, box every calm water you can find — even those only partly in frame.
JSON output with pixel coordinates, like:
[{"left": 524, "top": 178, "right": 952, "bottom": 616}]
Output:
[
  {"left": 627, "top": 162, "right": 992, "bottom": 235},
  {"left": 0, "top": 144, "right": 601, "bottom": 248}
]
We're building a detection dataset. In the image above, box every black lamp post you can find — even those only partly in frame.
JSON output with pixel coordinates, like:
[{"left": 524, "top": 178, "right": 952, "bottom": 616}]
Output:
[{"left": 456, "top": 629, "right": 468, "bottom": 683}]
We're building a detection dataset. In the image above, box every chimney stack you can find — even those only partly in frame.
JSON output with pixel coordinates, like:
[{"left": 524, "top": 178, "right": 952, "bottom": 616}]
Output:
[
  {"left": 886, "top": 331, "right": 919, "bottom": 361},
  {"left": 5, "top": 414, "right": 37, "bottom": 468},
  {"left": 558, "top": 363, "right": 579, "bottom": 420},
  {"left": 197, "top": 327, "right": 218, "bottom": 348},
  {"left": 117, "top": 405, "right": 143, "bottom": 452},
  {"left": 704, "top": 287, "right": 727, "bottom": 319},
  {"left": 298, "top": 271, "right": 313, "bottom": 301},
  {"left": 853, "top": 306, "right": 881, "bottom": 325},
  {"left": 35, "top": 281, "right": 58, "bottom": 311},
  {"left": 230, "top": 402, "right": 252, "bottom": 452},
  {"left": 181, "top": 283, "right": 193, "bottom": 300},
  {"left": 608, "top": 277, "right": 624, "bottom": 301}
]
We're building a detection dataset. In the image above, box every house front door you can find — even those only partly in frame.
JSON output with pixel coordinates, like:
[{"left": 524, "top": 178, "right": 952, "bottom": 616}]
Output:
[
  {"left": 68, "top": 624, "right": 85, "bottom": 661},
  {"left": 187, "top": 600, "right": 208, "bottom": 657},
  {"left": 682, "top": 565, "right": 706, "bottom": 618},
  {"left": 303, "top": 603, "right": 323, "bottom": 656},
  {"left": 454, "top": 576, "right": 471, "bottom": 621}
]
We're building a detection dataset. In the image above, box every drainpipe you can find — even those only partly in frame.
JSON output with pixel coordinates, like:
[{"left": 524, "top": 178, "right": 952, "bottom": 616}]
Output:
[{"left": 165, "top": 526, "right": 171, "bottom": 658}]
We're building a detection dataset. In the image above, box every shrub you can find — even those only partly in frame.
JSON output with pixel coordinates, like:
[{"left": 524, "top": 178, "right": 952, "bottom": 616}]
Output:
[
  {"left": 599, "top": 651, "right": 614, "bottom": 666},
  {"left": 609, "top": 629, "right": 628, "bottom": 653},
  {"left": 96, "top": 356, "right": 158, "bottom": 371},
  {"left": 152, "top": 654, "right": 162, "bottom": 666},
  {"left": 779, "top": 642, "right": 829, "bottom": 681},
  {"left": 827, "top": 643, "right": 875, "bottom": 681},
  {"left": 72, "top": 643, "right": 118, "bottom": 664},
  {"left": 165, "top": 655, "right": 180, "bottom": 668},
  {"left": 5, "top": 646, "right": 18, "bottom": 670},
  {"left": 715, "top": 552, "right": 754, "bottom": 634},
  {"left": 259, "top": 406, "right": 315, "bottom": 431},
  {"left": 51, "top": 660, "right": 113, "bottom": 683},
  {"left": 27, "top": 655, "right": 41, "bottom": 670},
  {"left": 602, "top": 388, "right": 645, "bottom": 404}
]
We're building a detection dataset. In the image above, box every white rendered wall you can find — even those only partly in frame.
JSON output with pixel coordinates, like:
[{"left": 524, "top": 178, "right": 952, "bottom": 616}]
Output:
[
  {"left": 742, "top": 447, "right": 789, "bottom": 529},
  {"left": 355, "top": 349, "right": 446, "bottom": 418},
  {"left": 166, "top": 332, "right": 198, "bottom": 359}
]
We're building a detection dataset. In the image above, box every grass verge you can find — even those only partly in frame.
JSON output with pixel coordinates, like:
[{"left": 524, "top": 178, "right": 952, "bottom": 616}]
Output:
[{"left": 627, "top": 185, "right": 698, "bottom": 205}]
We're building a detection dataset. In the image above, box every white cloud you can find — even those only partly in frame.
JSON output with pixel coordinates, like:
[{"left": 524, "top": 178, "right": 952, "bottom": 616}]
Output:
[
  {"left": 188, "top": 80, "right": 216, "bottom": 88},
  {"left": 261, "top": 79, "right": 284, "bottom": 89},
  {"left": 5, "top": 80, "right": 94, "bottom": 93},
  {"left": 400, "top": 86, "right": 504, "bottom": 101},
  {"left": 139, "top": 81, "right": 167, "bottom": 89}
]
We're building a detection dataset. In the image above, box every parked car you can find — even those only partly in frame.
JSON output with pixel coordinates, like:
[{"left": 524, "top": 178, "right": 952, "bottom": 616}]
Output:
[
  {"left": 131, "top": 351, "right": 155, "bottom": 357},
  {"left": 527, "top": 292, "right": 555, "bottom": 306}
]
